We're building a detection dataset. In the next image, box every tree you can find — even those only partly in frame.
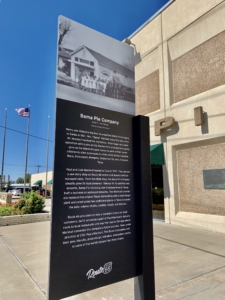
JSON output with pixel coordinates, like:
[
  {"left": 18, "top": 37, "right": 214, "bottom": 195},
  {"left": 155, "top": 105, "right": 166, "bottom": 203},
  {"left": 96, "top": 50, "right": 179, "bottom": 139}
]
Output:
[
  {"left": 26, "top": 174, "right": 31, "bottom": 184},
  {"left": 16, "top": 174, "right": 31, "bottom": 184},
  {"left": 16, "top": 177, "right": 24, "bottom": 184},
  {"left": 58, "top": 19, "right": 73, "bottom": 46}
]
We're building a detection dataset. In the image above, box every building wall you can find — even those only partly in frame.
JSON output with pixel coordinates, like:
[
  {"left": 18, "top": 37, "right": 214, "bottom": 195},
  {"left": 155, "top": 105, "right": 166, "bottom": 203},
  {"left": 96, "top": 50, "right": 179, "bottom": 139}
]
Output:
[
  {"left": 176, "top": 141, "right": 225, "bottom": 216},
  {"left": 131, "top": 0, "right": 225, "bottom": 233},
  {"left": 31, "top": 171, "right": 53, "bottom": 191}
]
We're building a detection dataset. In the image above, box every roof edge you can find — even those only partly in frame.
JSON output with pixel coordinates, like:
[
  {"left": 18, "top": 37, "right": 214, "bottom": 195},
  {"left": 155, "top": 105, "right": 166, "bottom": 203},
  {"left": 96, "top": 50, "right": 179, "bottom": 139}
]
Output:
[
  {"left": 70, "top": 45, "right": 86, "bottom": 56},
  {"left": 125, "top": 0, "right": 175, "bottom": 40}
]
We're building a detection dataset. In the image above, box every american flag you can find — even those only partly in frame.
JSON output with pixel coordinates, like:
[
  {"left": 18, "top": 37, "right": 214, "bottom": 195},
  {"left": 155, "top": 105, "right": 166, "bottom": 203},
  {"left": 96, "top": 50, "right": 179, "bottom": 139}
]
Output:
[{"left": 15, "top": 108, "right": 29, "bottom": 117}]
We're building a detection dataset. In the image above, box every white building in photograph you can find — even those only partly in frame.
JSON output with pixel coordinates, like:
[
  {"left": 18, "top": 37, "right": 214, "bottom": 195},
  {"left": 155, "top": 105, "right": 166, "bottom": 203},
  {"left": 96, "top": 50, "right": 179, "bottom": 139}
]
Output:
[{"left": 68, "top": 46, "right": 134, "bottom": 89}]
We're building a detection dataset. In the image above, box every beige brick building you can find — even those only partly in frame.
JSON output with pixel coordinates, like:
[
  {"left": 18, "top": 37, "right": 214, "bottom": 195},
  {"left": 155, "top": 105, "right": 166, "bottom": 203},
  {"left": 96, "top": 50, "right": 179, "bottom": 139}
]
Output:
[
  {"left": 31, "top": 171, "right": 53, "bottom": 192},
  {"left": 130, "top": 0, "right": 225, "bottom": 232}
]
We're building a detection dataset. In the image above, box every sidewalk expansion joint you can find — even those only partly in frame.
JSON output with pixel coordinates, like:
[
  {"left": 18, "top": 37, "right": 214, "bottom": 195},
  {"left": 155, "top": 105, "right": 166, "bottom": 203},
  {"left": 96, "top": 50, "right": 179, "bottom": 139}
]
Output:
[
  {"left": 154, "top": 235, "right": 225, "bottom": 258},
  {"left": 156, "top": 265, "right": 225, "bottom": 294},
  {"left": 178, "top": 284, "right": 222, "bottom": 300},
  {"left": 0, "top": 236, "right": 47, "bottom": 297}
]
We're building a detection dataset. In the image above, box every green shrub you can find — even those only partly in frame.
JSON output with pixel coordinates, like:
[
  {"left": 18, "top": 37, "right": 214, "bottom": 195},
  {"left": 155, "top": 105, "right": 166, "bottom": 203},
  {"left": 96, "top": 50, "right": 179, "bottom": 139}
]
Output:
[
  {"left": 21, "top": 191, "right": 32, "bottom": 200},
  {"left": 21, "top": 191, "right": 45, "bottom": 213},
  {"left": 14, "top": 199, "right": 26, "bottom": 210},
  {"left": 20, "top": 206, "right": 32, "bottom": 214},
  {"left": 0, "top": 205, "right": 14, "bottom": 216},
  {"left": 0, "top": 203, "right": 21, "bottom": 216},
  {"left": 0, "top": 191, "right": 45, "bottom": 216}
]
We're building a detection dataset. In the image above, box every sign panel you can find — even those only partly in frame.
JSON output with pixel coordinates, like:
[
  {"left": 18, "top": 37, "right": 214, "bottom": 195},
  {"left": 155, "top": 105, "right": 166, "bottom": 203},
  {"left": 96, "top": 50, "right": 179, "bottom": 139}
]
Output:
[
  {"left": 56, "top": 15, "right": 135, "bottom": 115},
  {"left": 49, "top": 16, "right": 138, "bottom": 300},
  {"left": 203, "top": 169, "right": 225, "bottom": 189}
]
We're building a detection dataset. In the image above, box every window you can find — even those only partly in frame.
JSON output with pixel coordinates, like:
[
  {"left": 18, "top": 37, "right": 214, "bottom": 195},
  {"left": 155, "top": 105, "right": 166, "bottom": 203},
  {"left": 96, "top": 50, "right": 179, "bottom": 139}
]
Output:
[
  {"left": 80, "top": 59, "right": 89, "bottom": 64},
  {"left": 75, "top": 57, "right": 78, "bottom": 62},
  {"left": 90, "top": 61, "right": 94, "bottom": 66}
]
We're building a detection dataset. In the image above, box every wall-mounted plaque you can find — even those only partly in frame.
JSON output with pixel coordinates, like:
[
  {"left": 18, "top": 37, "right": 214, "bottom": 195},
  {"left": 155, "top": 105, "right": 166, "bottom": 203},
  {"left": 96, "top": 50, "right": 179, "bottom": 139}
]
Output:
[{"left": 203, "top": 169, "right": 225, "bottom": 189}]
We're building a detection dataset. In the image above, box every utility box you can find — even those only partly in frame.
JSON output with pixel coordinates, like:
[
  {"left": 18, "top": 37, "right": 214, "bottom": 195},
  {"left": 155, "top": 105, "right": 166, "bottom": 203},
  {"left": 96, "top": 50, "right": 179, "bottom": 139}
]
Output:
[{"left": 0, "top": 192, "right": 12, "bottom": 204}]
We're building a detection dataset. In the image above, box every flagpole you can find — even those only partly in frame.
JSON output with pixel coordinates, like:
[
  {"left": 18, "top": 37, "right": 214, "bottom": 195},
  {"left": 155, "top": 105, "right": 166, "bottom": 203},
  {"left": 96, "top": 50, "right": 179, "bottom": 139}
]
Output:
[
  {"left": 1, "top": 108, "right": 7, "bottom": 191},
  {"left": 45, "top": 116, "right": 50, "bottom": 197},
  {"left": 24, "top": 105, "right": 30, "bottom": 193}
]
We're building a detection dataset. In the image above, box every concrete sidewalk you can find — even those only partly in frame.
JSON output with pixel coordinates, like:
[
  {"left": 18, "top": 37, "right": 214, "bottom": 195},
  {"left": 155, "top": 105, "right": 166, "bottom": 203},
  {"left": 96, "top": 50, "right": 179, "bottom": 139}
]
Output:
[{"left": 1, "top": 220, "right": 225, "bottom": 300}]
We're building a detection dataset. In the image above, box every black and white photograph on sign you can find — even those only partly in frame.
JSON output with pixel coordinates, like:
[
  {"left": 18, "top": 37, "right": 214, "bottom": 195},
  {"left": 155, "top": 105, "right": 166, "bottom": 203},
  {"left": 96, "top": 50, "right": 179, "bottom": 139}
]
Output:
[{"left": 57, "top": 16, "right": 135, "bottom": 115}]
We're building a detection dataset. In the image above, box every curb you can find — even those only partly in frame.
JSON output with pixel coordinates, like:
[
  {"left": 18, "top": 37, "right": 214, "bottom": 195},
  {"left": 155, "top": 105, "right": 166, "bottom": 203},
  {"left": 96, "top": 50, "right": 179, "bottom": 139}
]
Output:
[{"left": 0, "top": 212, "right": 51, "bottom": 226}]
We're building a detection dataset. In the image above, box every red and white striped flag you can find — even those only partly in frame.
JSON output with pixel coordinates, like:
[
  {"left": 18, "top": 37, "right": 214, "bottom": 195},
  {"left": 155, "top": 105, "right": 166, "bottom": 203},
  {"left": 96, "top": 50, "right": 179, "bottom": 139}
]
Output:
[{"left": 15, "top": 108, "right": 29, "bottom": 117}]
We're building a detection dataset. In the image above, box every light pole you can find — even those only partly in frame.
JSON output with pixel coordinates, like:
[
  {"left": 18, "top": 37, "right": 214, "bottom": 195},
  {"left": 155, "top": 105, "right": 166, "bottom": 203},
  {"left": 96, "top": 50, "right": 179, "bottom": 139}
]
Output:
[
  {"left": 24, "top": 105, "right": 30, "bottom": 193},
  {"left": 45, "top": 116, "right": 50, "bottom": 197},
  {"left": 1, "top": 108, "right": 7, "bottom": 191}
]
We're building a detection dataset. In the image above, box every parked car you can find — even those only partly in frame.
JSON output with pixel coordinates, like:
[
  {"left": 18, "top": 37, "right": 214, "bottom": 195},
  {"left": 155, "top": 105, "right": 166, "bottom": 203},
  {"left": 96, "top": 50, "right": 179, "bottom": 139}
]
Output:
[
  {"left": 20, "top": 188, "right": 31, "bottom": 193},
  {"left": 57, "top": 68, "right": 72, "bottom": 86},
  {"left": 5, "top": 187, "right": 15, "bottom": 193},
  {"left": 30, "top": 186, "right": 50, "bottom": 196},
  {"left": 5, "top": 186, "right": 30, "bottom": 193},
  {"left": 37, "top": 188, "right": 50, "bottom": 197},
  {"left": 8, "top": 188, "right": 22, "bottom": 196}
]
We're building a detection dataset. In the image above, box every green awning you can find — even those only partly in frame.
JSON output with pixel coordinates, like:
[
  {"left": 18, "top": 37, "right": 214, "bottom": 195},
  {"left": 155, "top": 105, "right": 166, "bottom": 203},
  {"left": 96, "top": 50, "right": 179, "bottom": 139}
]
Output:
[
  {"left": 150, "top": 143, "right": 165, "bottom": 165},
  {"left": 47, "top": 179, "right": 52, "bottom": 184},
  {"left": 33, "top": 180, "right": 42, "bottom": 186}
]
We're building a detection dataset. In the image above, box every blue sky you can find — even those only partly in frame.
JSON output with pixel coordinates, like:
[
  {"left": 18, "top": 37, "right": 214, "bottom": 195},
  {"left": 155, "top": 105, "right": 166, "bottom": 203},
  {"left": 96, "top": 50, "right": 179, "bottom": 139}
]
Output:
[{"left": 0, "top": 0, "right": 169, "bottom": 182}]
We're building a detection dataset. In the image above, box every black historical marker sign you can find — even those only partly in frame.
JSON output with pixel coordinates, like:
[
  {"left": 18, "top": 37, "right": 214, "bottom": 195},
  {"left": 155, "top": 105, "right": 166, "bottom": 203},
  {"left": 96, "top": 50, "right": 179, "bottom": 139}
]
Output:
[
  {"left": 49, "top": 99, "right": 139, "bottom": 300},
  {"left": 48, "top": 16, "right": 141, "bottom": 300}
]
